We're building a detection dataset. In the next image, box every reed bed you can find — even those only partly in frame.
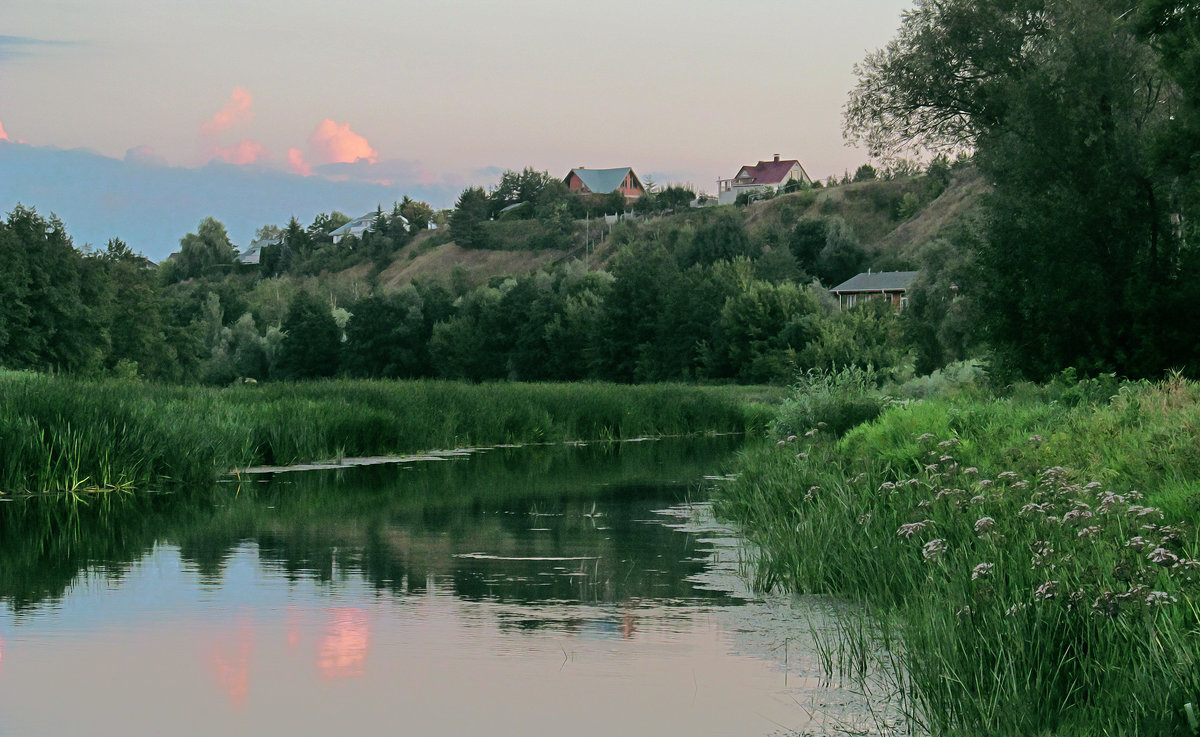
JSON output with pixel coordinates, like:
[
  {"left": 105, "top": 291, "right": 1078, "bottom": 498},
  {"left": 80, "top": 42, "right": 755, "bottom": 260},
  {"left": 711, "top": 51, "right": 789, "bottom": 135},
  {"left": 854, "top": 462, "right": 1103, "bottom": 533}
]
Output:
[
  {"left": 0, "top": 372, "right": 774, "bottom": 495},
  {"left": 717, "top": 377, "right": 1200, "bottom": 736}
]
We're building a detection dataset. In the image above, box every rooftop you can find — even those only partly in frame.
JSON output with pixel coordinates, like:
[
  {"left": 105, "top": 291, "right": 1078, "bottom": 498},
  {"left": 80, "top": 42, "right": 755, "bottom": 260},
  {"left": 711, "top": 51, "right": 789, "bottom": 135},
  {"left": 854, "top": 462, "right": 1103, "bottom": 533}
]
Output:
[{"left": 830, "top": 270, "right": 919, "bottom": 293}]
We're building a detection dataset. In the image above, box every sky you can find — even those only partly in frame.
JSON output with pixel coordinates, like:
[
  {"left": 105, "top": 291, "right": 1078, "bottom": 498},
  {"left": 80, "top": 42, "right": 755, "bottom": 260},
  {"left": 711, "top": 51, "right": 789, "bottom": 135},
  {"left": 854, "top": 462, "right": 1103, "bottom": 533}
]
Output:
[{"left": 2, "top": 0, "right": 914, "bottom": 195}]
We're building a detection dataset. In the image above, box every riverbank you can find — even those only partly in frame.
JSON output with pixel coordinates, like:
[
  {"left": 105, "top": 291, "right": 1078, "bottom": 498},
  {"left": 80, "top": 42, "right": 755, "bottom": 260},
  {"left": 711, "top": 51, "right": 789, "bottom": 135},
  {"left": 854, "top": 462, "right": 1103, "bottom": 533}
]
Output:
[
  {"left": 716, "top": 373, "right": 1200, "bottom": 735},
  {"left": 0, "top": 372, "right": 780, "bottom": 495}
]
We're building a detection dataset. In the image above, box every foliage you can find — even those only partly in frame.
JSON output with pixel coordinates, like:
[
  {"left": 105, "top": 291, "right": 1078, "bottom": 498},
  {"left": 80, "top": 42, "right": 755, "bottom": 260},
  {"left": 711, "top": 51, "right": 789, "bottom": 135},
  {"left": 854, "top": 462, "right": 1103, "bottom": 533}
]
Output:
[
  {"left": 770, "top": 365, "right": 890, "bottom": 438},
  {"left": 168, "top": 216, "right": 236, "bottom": 283},
  {"left": 718, "top": 375, "right": 1200, "bottom": 735},
  {"left": 846, "top": 0, "right": 1200, "bottom": 379},
  {"left": 450, "top": 186, "right": 491, "bottom": 248},
  {"left": 275, "top": 291, "right": 341, "bottom": 380},
  {"left": 0, "top": 374, "right": 774, "bottom": 495}
]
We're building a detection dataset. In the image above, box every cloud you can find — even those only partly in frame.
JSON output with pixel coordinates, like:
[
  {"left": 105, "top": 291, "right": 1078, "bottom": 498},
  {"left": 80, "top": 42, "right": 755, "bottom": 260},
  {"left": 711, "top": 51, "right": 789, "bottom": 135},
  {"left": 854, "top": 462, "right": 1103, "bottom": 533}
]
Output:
[
  {"left": 124, "top": 144, "right": 167, "bottom": 166},
  {"left": 287, "top": 147, "right": 312, "bottom": 176},
  {"left": 0, "top": 35, "right": 69, "bottom": 62},
  {"left": 201, "top": 87, "right": 254, "bottom": 137},
  {"left": 209, "top": 139, "right": 266, "bottom": 165},
  {"left": 307, "top": 119, "right": 377, "bottom": 165},
  {"left": 0, "top": 120, "right": 28, "bottom": 144}
]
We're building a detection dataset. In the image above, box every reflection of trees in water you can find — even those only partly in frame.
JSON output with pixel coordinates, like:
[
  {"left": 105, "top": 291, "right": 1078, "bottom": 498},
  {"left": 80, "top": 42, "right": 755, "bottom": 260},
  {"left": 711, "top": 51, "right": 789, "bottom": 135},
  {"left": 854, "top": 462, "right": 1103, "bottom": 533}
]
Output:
[{"left": 0, "top": 437, "right": 745, "bottom": 611}]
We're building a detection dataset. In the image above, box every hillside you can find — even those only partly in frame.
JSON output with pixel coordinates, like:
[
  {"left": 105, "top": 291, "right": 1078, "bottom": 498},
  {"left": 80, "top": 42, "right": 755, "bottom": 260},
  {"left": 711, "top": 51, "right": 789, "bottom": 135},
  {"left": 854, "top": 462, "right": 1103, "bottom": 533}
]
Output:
[{"left": 356, "top": 167, "right": 985, "bottom": 292}]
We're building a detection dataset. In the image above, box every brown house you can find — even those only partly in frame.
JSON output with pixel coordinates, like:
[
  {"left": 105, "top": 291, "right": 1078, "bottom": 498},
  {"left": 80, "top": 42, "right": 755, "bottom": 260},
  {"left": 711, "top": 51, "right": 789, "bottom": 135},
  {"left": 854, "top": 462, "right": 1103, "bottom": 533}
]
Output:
[
  {"left": 830, "top": 270, "right": 919, "bottom": 310},
  {"left": 564, "top": 167, "right": 646, "bottom": 201}
]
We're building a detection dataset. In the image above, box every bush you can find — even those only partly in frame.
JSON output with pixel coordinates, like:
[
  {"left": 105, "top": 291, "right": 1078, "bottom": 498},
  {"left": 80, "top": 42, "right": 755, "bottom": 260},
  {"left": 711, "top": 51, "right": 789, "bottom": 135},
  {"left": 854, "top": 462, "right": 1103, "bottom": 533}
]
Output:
[{"left": 771, "top": 365, "right": 889, "bottom": 437}]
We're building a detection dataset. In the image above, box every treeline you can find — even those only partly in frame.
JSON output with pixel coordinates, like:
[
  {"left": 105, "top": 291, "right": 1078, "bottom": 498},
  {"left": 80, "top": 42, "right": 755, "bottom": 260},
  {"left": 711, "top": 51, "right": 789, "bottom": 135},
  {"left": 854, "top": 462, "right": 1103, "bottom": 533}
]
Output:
[
  {"left": 1, "top": 184, "right": 956, "bottom": 385},
  {"left": 846, "top": 0, "right": 1200, "bottom": 381}
]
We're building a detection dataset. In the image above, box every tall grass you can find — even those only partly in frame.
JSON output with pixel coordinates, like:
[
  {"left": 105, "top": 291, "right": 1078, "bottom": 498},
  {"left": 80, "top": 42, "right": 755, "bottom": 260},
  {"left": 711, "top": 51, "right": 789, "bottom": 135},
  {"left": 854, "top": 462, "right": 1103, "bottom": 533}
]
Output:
[
  {"left": 717, "top": 376, "right": 1200, "bottom": 735},
  {"left": 0, "top": 373, "right": 776, "bottom": 495}
]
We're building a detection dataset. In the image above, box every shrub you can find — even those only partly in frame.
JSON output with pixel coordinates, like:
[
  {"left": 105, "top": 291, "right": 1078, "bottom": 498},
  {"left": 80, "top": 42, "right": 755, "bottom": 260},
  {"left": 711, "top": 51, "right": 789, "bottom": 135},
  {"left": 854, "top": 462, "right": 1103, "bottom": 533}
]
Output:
[{"left": 771, "top": 365, "right": 889, "bottom": 437}]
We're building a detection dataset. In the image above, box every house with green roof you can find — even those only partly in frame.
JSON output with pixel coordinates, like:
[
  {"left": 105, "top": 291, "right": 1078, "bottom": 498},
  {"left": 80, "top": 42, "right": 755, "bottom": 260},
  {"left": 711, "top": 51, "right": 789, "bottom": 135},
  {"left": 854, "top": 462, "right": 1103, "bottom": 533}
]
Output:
[
  {"left": 829, "top": 270, "right": 919, "bottom": 310},
  {"left": 564, "top": 167, "right": 646, "bottom": 202}
]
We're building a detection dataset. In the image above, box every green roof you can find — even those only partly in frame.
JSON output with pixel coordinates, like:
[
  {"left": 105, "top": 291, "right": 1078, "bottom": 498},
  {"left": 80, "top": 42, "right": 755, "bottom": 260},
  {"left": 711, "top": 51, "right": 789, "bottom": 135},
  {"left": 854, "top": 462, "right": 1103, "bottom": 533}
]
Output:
[
  {"left": 568, "top": 167, "right": 635, "bottom": 195},
  {"left": 830, "top": 270, "right": 919, "bottom": 293}
]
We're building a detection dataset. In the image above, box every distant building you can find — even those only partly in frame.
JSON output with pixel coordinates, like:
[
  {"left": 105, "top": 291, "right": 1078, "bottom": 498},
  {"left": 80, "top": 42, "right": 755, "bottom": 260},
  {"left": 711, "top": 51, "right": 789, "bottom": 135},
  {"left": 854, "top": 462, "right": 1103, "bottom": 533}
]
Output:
[
  {"left": 829, "top": 270, "right": 919, "bottom": 310},
  {"left": 235, "top": 235, "right": 280, "bottom": 266},
  {"left": 330, "top": 210, "right": 409, "bottom": 244},
  {"left": 717, "top": 154, "right": 812, "bottom": 205},
  {"left": 564, "top": 167, "right": 646, "bottom": 201}
]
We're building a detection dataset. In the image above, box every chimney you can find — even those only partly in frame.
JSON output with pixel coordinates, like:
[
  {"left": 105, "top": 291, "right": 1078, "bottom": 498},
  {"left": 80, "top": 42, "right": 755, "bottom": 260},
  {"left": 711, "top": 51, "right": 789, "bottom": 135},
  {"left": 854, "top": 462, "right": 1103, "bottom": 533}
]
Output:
[{"left": 773, "top": 154, "right": 780, "bottom": 162}]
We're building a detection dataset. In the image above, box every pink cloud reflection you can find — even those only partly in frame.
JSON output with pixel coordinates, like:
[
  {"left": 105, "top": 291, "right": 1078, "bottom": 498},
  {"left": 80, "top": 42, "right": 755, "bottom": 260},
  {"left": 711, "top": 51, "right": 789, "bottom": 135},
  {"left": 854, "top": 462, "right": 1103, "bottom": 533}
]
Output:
[
  {"left": 207, "top": 622, "right": 255, "bottom": 710},
  {"left": 317, "top": 609, "right": 370, "bottom": 680}
]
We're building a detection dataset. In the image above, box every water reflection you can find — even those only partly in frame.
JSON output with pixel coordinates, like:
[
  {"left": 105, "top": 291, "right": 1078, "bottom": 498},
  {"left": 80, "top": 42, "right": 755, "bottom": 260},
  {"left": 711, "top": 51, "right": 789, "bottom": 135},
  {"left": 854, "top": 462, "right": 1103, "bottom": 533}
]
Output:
[
  {"left": 207, "top": 618, "right": 255, "bottom": 709},
  {"left": 0, "top": 437, "right": 898, "bottom": 736},
  {"left": 317, "top": 608, "right": 369, "bottom": 679}
]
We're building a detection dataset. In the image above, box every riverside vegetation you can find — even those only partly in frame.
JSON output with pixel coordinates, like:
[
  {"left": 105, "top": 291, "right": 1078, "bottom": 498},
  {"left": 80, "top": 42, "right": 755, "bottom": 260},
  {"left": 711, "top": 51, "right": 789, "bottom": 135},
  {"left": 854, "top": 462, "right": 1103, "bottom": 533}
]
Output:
[
  {"left": 716, "top": 367, "right": 1200, "bottom": 736},
  {"left": 0, "top": 371, "right": 777, "bottom": 495}
]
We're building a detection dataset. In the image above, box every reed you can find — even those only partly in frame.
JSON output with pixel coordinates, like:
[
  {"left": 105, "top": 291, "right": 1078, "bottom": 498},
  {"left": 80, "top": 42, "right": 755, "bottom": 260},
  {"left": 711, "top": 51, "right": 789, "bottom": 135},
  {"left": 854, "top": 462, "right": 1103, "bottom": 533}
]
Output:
[
  {"left": 718, "top": 377, "right": 1200, "bottom": 735},
  {"left": 0, "top": 373, "right": 774, "bottom": 495}
]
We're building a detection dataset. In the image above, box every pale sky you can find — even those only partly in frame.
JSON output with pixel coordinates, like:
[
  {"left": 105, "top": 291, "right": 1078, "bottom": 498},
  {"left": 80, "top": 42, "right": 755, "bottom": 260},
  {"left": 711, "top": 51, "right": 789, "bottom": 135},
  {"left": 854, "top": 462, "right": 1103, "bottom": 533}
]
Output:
[{"left": 2, "top": 0, "right": 913, "bottom": 196}]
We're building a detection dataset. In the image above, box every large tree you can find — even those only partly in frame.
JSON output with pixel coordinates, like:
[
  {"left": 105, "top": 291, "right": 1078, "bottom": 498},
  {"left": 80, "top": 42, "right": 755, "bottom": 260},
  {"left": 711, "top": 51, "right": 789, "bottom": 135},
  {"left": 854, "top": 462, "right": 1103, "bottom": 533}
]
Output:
[{"left": 847, "top": 0, "right": 1200, "bottom": 378}]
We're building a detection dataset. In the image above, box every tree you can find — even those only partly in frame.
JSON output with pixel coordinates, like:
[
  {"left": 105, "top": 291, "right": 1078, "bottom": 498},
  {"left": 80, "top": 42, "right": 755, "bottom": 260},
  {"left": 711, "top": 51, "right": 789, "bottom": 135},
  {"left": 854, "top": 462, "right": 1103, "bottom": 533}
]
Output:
[
  {"left": 0, "top": 206, "right": 102, "bottom": 373},
  {"left": 399, "top": 196, "right": 434, "bottom": 231},
  {"left": 718, "top": 280, "right": 821, "bottom": 384},
  {"left": 488, "top": 168, "right": 556, "bottom": 218},
  {"left": 846, "top": 0, "right": 1200, "bottom": 379},
  {"left": 171, "top": 217, "right": 236, "bottom": 282},
  {"left": 93, "top": 238, "right": 172, "bottom": 378},
  {"left": 450, "top": 186, "right": 491, "bottom": 248},
  {"left": 683, "top": 209, "right": 756, "bottom": 267},
  {"left": 276, "top": 291, "right": 341, "bottom": 380},
  {"left": 852, "top": 164, "right": 877, "bottom": 182}
]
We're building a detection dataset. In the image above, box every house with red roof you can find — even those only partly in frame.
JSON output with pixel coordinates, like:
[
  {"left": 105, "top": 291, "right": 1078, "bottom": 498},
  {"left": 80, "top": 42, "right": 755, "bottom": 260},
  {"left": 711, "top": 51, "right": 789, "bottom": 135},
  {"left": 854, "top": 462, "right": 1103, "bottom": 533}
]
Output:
[{"left": 717, "top": 154, "right": 812, "bottom": 205}]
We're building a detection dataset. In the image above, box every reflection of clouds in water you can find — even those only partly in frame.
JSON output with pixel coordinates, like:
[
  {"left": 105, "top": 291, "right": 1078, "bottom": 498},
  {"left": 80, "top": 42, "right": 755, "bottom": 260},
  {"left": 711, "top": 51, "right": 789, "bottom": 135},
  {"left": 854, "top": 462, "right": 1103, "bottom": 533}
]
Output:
[
  {"left": 207, "top": 620, "right": 254, "bottom": 710},
  {"left": 318, "top": 609, "right": 370, "bottom": 680},
  {"left": 286, "top": 607, "right": 302, "bottom": 651},
  {"left": 0, "top": 634, "right": 4, "bottom": 678}
]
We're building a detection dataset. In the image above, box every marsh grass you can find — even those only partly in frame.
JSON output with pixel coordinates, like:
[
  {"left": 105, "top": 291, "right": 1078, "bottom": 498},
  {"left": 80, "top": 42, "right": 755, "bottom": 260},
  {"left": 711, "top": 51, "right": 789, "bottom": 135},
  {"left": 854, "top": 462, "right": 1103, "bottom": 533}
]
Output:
[
  {"left": 0, "top": 374, "right": 773, "bottom": 495},
  {"left": 718, "top": 377, "right": 1200, "bottom": 735}
]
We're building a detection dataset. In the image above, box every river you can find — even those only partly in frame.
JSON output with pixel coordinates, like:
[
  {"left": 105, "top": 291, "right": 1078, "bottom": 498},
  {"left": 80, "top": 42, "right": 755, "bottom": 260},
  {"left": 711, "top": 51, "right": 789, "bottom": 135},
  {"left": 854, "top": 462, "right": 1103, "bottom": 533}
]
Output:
[{"left": 0, "top": 436, "right": 899, "bottom": 736}]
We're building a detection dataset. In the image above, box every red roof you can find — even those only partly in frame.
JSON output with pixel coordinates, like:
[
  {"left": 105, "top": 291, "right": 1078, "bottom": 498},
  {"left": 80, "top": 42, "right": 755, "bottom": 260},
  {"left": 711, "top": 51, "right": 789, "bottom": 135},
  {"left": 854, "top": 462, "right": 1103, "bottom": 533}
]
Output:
[{"left": 735, "top": 158, "right": 803, "bottom": 186}]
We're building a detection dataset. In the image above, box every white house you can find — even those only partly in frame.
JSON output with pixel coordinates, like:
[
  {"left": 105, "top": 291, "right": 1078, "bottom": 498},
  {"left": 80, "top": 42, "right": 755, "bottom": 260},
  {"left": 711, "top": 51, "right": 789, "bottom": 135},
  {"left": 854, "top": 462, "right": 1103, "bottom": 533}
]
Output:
[
  {"left": 330, "top": 210, "right": 409, "bottom": 244},
  {"left": 717, "top": 154, "right": 812, "bottom": 205}
]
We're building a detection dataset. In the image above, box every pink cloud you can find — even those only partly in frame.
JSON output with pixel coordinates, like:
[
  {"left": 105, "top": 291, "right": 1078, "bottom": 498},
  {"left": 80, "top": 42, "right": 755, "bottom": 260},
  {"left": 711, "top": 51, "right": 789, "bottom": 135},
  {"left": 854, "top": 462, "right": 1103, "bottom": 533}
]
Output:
[
  {"left": 210, "top": 139, "right": 266, "bottom": 165},
  {"left": 287, "top": 147, "right": 312, "bottom": 176},
  {"left": 307, "top": 119, "right": 377, "bottom": 165},
  {"left": 0, "top": 121, "right": 25, "bottom": 144},
  {"left": 201, "top": 87, "right": 254, "bottom": 137}
]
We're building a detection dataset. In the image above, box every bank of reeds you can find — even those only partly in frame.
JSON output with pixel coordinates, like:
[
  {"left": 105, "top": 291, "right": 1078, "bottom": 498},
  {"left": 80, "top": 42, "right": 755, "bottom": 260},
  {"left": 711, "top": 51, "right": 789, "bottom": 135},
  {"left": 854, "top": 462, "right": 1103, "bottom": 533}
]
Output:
[
  {"left": 717, "top": 373, "right": 1200, "bottom": 735},
  {"left": 0, "top": 372, "right": 776, "bottom": 495}
]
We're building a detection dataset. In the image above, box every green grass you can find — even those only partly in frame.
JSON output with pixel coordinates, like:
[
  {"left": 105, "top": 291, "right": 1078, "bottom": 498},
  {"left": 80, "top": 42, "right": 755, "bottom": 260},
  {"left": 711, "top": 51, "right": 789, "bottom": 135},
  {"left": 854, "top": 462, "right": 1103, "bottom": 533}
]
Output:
[
  {"left": 717, "top": 376, "right": 1200, "bottom": 736},
  {"left": 0, "top": 373, "right": 775, "bottom": 495}
]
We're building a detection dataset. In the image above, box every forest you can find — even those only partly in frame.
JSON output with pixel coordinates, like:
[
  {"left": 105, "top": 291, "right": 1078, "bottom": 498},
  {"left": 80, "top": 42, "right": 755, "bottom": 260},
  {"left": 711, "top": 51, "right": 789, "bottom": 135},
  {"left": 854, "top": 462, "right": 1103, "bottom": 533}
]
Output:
[{"left": 0, "top": 158, "right": 976, "bottom": 387}]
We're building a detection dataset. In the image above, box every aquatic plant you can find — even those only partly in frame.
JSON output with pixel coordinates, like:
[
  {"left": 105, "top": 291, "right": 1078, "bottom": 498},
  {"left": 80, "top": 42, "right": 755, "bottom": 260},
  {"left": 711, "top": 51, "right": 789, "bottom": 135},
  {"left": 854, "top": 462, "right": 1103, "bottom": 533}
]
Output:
[
  {"left": 717, "top": 377, "right": 1200, "bottom": 735},
  {"left": 0, "top": 374, "right": 776, "bottom": 495}
]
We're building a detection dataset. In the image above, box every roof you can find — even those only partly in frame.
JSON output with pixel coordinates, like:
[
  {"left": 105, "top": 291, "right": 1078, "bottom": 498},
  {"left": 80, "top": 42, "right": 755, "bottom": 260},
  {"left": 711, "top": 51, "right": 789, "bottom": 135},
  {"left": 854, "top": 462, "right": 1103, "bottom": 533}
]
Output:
[
  {"left": 235, "top": 236, "right": 281, "bottom": 265},
  {"left": 735, "top": 158, "right": 807, "bottom": 186},
  {"left": 329, "top": 210, "right": 409, "bottom": 239},
  {"left": 567, "top": 167, "right": 638, "bottom": 194},
  {"left": 830, "top": 271, "right": 919, "bottom": 293}
]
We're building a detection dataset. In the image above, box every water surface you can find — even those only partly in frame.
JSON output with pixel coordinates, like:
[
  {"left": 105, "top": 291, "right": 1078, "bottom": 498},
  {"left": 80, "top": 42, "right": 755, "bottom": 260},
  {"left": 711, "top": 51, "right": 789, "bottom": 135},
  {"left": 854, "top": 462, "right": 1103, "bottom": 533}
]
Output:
[{"left": 0, "top": 437, "right": 895, "bottom": 736}]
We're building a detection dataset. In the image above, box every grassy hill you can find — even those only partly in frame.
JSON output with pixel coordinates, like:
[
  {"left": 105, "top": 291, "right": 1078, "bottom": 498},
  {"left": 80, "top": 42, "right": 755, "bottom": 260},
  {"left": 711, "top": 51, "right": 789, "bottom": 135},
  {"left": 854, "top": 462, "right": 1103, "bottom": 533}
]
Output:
[{"left": 351, "top": 166, "right": 985, "bottom": 292}]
